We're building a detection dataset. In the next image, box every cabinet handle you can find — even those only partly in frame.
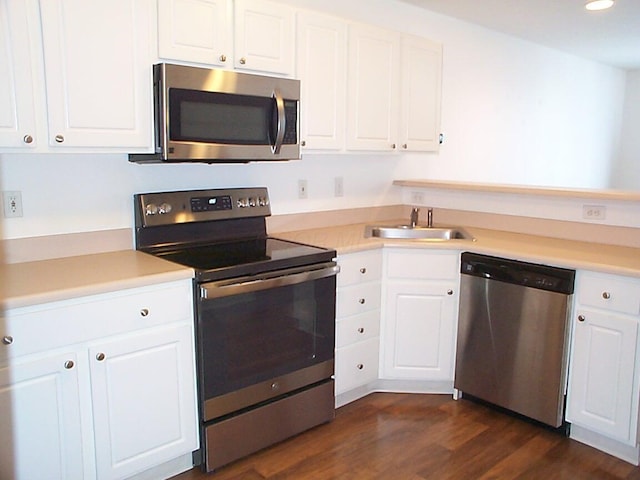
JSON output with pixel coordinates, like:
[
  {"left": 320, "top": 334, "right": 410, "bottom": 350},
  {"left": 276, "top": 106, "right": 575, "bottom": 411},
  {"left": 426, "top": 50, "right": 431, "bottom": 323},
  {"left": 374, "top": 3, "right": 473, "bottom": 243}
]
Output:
[
  {"left": 356, "top": 363, "right": 364, "bottom": 370},
  {"left": 577, "top": 315, "right": 586, "bottom": 322},
  {"left": 357, "top": 327, "right": 365, "bottom": 334},
  {"left": 447, "top": 289, "right": 454, "bottom": 295},
  {"left": 602, "top": 291, "right": 611, "bottom": 300},
  {"left": 23, "top": 134, "right": 34, "bottom": 144},
  {"left": 54, "top": 134, "right": 64, "bottom": 143},
  {"left": 64, "top": 360, "right": 75, "bottom": 369},
  {"left": 301, "top": 140, "right": 306, "bottom": 147},
  {"left": 219, "top": 54, "right": 227, "bottom": 62},
  {"left": 140, "top": 308, "right": 150, "bottom": 317},
  {"left": 358, "top": 298, "right": 366, "bottom": 305},
  {"left": 359, "top": 267, "right": 367, "bottom": 274},
  {"left": 239, "top": 57, "right": 246, "bottom": 65},
  {"left": 2, "top": 335, "right": 14, "bottom": 345},
  {"left": 402, "top": 143, "right": 408, "bottom": 149},
  {"left": 96, "top": 352, "right": 106, "bottom": 361},
  {"left": 391, "top": 143, "right": 396, "bottom": 149}
]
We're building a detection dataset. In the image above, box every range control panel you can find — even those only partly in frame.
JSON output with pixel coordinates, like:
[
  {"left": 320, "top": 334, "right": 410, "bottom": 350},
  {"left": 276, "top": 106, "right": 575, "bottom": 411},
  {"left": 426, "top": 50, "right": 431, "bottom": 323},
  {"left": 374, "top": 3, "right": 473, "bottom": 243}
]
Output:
[{"left": 134, "top": 187, "right": 271, "bottom": 227}]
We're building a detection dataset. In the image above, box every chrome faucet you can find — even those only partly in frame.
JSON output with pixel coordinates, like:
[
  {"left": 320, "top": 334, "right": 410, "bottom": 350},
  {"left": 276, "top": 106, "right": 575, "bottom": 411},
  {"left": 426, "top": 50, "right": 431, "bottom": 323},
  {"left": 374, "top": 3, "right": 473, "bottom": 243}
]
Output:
[
  {"left": 410, "top": 207, "right": 420, "bottom": 228},
  {"left": 427, "top": 208, "right": 433, "bottom": 228}
]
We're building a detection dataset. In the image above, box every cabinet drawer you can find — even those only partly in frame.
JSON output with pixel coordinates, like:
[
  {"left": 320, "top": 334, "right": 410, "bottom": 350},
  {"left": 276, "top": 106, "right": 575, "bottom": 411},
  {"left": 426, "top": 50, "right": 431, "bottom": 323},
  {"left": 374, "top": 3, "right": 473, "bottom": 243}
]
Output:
[
  {"left": 336, "top": 282, "right": 381, "bottom": 318},
  {"left": 337, "top": 250, "right": 382, "bottom": 287},
  {"left": 336, "top": 310, "right": 380, "bottom": 348},
  {"left": 578, "top": 272, "right": 640, "bottom": 315},
  {"left": 335, "top": 338, "right": 379, "bottom": 394},
  {"left": 1, "top": 281, "right": 193, "bottom": 362},
  {"left": 386, "top": 250, "right": 459, "bottom": 280}
]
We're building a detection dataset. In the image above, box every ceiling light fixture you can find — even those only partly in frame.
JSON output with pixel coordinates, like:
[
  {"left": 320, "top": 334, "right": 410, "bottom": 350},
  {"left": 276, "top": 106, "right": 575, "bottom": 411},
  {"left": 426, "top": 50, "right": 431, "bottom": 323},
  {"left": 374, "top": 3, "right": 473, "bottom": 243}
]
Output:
[{"left": 585, "top": 0, "right": 615, "bottom": 11}]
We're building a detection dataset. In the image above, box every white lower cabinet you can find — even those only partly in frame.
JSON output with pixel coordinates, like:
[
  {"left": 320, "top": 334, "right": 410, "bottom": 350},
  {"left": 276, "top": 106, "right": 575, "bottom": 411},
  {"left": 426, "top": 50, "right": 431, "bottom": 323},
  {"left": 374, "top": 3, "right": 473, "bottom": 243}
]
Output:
[
  {"left": 567, "top": 271, "right": 640, "bottom": 461},
  {"left": 0, "top": 280, "right": 198, "bottom": 480},
  {"left": 334, "top": 250, "right": 382, "bottom": 402},
  {"left": 381, "top": 249, "right": 459, "bottom": 383}
]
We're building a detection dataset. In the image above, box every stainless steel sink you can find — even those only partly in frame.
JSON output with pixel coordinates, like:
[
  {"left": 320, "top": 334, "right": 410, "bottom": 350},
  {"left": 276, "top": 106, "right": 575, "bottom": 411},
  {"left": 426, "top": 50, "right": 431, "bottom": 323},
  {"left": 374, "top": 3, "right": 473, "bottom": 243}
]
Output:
[{"left": 365, "top": 224, "right": 475, "bottom": 240}]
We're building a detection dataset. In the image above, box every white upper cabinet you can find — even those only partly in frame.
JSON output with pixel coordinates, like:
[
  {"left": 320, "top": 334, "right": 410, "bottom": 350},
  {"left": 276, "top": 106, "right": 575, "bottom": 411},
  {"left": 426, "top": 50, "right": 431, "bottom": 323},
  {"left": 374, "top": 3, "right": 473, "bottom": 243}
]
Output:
[
  {"left": 296, "top": 11, "right": 347, "bottom": 150},
  {"left": 400, "top": 34, "right": 442, "bottom": 152},
  {"left": 38, "top": 0, "right": 153, "bottom": 150},
  {"left": 346, "top": 23, "right": 400, "bottom": 152},
  {"left": 233, "top": 0, "right": 295, "bottom": 75},
  {"left": 158, "top": 0, "right": 233, "bottom": 67},
  {"left": 0, "top": 0, "right": 39, "bottom": 149}
]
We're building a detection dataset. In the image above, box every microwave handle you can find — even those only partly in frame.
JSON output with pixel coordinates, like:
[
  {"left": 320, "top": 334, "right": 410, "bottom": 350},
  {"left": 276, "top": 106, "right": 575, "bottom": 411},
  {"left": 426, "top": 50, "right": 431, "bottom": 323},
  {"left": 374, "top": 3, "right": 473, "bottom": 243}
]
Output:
[{"left": 272, "top": 89, "right": 286, "bottom": 154}]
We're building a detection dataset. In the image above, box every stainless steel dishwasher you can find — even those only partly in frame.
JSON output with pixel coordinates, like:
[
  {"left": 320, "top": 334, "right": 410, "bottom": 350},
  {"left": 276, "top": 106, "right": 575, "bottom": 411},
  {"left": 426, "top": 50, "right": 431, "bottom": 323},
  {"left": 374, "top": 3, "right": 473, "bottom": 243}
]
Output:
[{"left": 454, "top": 252, "right": 575, "bottom": 428}]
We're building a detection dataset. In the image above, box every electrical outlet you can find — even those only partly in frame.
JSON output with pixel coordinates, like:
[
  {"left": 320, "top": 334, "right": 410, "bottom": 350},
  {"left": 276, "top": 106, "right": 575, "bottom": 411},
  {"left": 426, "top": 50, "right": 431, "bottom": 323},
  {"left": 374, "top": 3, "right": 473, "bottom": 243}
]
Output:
[
  {"left": 334, "top": 176, "right": 344, "bottom": 197},
  {"left": 582, "top": 204, "right": 606, "bottom": 220},
  {"left": 298, "top": 179, "right": 308, "bottom": 199},
  {"left": 3, "top": 191, "right": 23, "bottom": 218}
]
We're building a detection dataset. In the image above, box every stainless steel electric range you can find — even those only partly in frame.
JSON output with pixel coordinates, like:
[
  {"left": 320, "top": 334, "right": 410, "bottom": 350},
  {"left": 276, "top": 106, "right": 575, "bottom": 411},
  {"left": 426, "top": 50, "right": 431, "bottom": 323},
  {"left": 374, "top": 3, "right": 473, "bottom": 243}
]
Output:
[{"left": 134, "top": 187, "right": 338, "bottom": 472}]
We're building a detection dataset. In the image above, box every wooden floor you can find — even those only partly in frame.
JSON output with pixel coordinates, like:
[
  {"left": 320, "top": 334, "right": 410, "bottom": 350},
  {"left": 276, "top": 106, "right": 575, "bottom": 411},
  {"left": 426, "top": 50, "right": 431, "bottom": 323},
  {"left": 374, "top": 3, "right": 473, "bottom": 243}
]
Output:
[{"left": 173, "top": 393, "right": 640, "bottom": 479}]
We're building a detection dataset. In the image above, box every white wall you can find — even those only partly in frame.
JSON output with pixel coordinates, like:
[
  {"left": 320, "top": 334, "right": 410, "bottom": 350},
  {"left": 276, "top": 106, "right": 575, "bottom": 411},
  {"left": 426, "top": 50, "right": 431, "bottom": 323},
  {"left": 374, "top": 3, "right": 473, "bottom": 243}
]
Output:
[
  {"left": 0, "top": 0, "right": 632, "bottom": 240},
  {"left": 611, "top": 70, "right": 640, "bottom": 190}
]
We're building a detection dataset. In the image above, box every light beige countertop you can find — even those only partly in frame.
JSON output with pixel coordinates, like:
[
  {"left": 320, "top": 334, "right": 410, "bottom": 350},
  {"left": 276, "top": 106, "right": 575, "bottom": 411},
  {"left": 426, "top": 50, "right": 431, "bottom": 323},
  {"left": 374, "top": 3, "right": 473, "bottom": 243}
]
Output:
[
  {"left": 0, "top": 250, "right": 194, "bottom": 310},
  {"left": 275, "top": 222, "right": 640, "bottom": 278}
]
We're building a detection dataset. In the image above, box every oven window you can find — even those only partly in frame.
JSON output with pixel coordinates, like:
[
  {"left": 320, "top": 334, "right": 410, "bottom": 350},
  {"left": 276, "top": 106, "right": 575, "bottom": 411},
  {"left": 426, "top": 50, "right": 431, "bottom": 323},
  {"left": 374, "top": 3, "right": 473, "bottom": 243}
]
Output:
[
  {"left": 198, "top": 276, "right": 335, "bottom": 400},
  {"left": 169, "top": 88, "right": 275, "bottom": 145}
]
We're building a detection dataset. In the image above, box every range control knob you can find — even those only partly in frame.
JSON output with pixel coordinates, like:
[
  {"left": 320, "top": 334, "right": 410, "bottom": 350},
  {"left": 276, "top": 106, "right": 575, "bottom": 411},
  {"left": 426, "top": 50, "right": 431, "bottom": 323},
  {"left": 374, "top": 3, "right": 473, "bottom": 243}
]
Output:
[
  {"left": 237, "top": 198, "right": 249, "bottom": 208},
  {"left": 248, "top": 197, "right": 257, "bottom": 207},
  {"left": 158, "top": 203, "right": 172, "bottom": 214},
  {"left": 145, "top": 203, "right": 158, "bottom": 215},
  {"left": 258, "top": 196, "right": 269, "bottom": 207}
]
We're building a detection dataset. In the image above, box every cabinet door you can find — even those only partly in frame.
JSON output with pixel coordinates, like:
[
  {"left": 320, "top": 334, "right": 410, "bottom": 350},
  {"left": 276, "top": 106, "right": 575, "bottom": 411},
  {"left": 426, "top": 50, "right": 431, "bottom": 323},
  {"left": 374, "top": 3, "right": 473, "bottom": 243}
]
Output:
[
  {"left": 296, "top": 11, "right": 346, "bottom": 150},
  {"left": 0, "top": 352, "right": 84, "bottom": 480},
  {"left": 234, "top": 0, "right": 295, "bottom": 75},
  {"left": 89, "top": 324, "right": 198, "bottom": 480},
  {"left": 158, "top": 0, "right": 232, "bottom": 67},
  {"left": 383, "top": 282, "right": 456, "bottom": 380},
  {"left": 346, "top": 23, "right": 400, "bottom": 151},
  {"left": 0, "top": 0, "right": 38, "bottom": 148},
  {"left": 38, "top": 0, "right": 153, "bottom": 149},
  {"left": 399, "top": 35, "right": 442, "bottom": 152},
  {"left": 567, "top": 309, "right": 639, "bottom": 445}
]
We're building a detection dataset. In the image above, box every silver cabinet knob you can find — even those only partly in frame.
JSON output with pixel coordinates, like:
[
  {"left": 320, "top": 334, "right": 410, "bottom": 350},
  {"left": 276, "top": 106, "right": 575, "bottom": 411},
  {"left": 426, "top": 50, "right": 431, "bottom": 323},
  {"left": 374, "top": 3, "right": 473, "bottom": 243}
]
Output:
[
  {"left": 359, "top": 267, "right": 367, "bottom": 274},
  {"left": 602, "top": 291, "right": 611, "bottom": 299},
  {"left": 140, "top": 308, "right": 149, "bottom": 317},
  {"left": 54, "top": 134, "right": 64, "bottom": 143},
  {"left": 391, "top": 143, "right": 396, "bottom": 149},
  {"left": 578, "top": 315, "right": 586, "bottom": 322},
  {"left": 358, "top": 298, "right": 366, "bottom": 305},
  {"left": 2, "top": 335, "right": 14, "bottom": 345},
  {"left": 357, "top": 327, "right": 365, "bottom": 334},
  {"left": 402, "top": 143, "right": 408, "bottom": 149},
  {"left": 96, "top": 352, "right": 106, "bottom": 361},
  {"left": 64, "top": 360, "right": 75, "bottom": 369},
  {"left": 239, "top": 57, "right": 246, "bottom": 65},
  {"left": 447, "top": 289, "right": 454, "bottom": 295},
  {"left": 357, "top": 364, "right": 364, "bottom": 370},
  {"left": 219, "top": 54, "right": 227, "bottom": 62},
  {"left": 23, "top": 134, "right": 34, "bottom": 144}
]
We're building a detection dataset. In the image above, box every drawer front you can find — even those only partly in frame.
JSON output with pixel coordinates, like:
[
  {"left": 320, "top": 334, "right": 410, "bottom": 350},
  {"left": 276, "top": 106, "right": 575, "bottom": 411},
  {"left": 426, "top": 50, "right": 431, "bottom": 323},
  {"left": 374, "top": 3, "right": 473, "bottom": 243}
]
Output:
[
  {"left": 336, "top": 282, "right": 381, "bottom": 318},
  {"left": 386, "top": 250, "right": 459, "bottom": 280},
  {"left": 578, "top": 272, "right": 640, "bottom": 315},
  {"left": 335, "top": 338, "right": 379, "bottom": 394},
  {"left": 336, "top": 310, "right": 380, "bottom": 348},
  {"left": 1, "top": 280, "right": 193, "bottom": 362},
  {"left": 337, "top": 251, "right": 382, "bottom": 287}
]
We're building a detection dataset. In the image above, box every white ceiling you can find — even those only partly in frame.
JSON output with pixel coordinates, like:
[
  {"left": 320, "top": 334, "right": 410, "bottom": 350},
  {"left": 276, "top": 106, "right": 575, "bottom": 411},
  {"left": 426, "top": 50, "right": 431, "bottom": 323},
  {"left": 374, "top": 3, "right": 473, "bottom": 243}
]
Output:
[{"left": 399, "top": 0, "right": 640, "bottom": 70}]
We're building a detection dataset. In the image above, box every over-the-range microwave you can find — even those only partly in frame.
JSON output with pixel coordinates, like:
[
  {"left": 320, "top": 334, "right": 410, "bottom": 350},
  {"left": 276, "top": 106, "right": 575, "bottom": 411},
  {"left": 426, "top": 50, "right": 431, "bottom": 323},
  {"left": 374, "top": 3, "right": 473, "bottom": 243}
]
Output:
[{"left": 129, "top": 63, "right": 300, "bottom": 164}]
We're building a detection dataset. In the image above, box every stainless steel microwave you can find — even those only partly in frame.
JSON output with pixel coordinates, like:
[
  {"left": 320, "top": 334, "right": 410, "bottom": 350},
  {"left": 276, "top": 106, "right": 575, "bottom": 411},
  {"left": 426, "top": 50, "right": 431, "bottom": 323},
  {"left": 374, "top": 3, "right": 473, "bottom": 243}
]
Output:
[{"left": 129, "top": 63, "right": 300, "bottom": 164}]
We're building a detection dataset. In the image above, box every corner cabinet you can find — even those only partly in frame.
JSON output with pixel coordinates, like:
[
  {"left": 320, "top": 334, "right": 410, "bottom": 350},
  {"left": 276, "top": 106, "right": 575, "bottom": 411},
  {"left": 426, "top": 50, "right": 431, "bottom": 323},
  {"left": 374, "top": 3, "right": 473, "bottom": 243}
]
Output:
[
  {"left": 334, "top": 250, "right": 382, "bottom": 406},
  {"left": 381, "top": 249, "right": 459, "bottom": 384},
  {"left": 566, "top": 271, "right": 640, "bottom": 463},
  {"left": 0, "top": 279, "right": 199, "bottom": 480}
]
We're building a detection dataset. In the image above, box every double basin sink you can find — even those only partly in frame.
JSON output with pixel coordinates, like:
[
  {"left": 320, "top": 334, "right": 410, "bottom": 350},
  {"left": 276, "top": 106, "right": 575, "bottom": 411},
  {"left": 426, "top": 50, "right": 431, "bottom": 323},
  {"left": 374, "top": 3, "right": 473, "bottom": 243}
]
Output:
[{"left": 365, "top": 224, "right": 475, "bottom": 241}]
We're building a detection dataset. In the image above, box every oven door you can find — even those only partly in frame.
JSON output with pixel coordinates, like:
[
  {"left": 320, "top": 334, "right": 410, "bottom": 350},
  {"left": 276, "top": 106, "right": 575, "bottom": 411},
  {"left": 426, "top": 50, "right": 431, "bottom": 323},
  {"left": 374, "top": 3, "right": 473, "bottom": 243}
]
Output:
[{"left": 196, "top": 263, "right": 339, "bottom": 421}]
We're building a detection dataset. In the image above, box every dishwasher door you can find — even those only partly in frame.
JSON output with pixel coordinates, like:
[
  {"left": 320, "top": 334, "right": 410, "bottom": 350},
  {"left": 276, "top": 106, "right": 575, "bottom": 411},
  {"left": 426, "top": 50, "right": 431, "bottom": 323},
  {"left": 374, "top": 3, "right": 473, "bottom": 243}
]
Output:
[{"left": 454, "top": 273, "right": 572, "bottom": 427}]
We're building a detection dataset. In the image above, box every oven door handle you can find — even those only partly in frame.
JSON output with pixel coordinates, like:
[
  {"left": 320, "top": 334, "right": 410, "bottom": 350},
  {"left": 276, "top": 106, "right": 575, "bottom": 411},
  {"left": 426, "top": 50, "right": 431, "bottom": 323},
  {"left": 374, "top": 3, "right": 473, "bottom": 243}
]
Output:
[{"left": 199, "top": 263, "right": 340, "bottom": 299}]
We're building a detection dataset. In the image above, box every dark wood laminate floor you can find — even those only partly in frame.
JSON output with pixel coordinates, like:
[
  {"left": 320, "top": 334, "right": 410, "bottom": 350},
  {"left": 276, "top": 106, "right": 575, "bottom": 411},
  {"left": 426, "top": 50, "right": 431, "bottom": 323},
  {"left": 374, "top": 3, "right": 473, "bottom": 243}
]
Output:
[{"left": 172, "top": 393, "right": 640, "bottom": 479}]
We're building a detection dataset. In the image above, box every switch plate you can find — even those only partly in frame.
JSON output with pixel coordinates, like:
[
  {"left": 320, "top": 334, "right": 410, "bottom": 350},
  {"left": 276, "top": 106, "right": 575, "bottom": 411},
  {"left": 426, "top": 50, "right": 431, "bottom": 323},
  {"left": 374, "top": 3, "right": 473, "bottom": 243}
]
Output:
[
  {"left": 298, "top": 179, "right": 308, "bottom": 199},
  {"left": 411, "top": 191, "right": 425, "bottom": 203},
  {"left": 582, "top": 204, "right": 606, "bottom": 220},
  {"left": 3, "top": 191, "right": 23, "bottom": 218},
  {"left": 334, "top": 177, "right": 344, "bottom": 197}
]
